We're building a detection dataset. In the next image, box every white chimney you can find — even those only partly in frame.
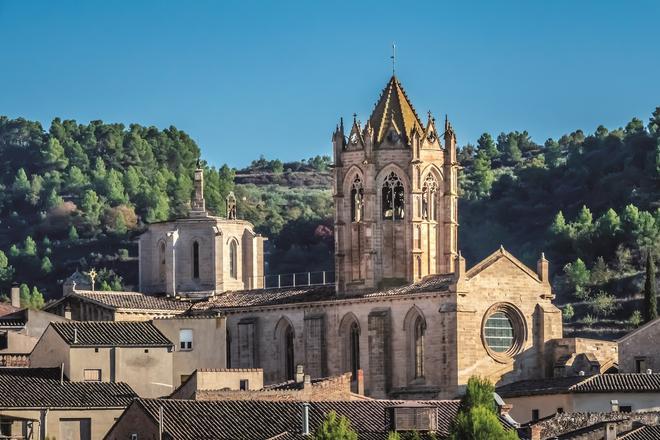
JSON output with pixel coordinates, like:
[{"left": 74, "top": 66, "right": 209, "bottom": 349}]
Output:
[
  {"left": 301, "top": 403, "right": 310, "bottom": 436},
  {"left": 10, "top": 284, "right": 20, "bottom": 308},
  {"left": 296, "top": 364, "right": 304, "bottom": 383},
  {"left": 73, "top": 328, "right": 78, "bottom": 344},
  {"left": 647, "top": 369, "right": 653, "bottom": 375},
  {"left": 579, "top": 370, "right": 585, "bottom": 376}
]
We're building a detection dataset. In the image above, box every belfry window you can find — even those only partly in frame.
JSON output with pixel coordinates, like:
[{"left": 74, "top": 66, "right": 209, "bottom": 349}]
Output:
[
  {"left": 350, "top": 175, "right": 364, "bottom": 223},
  {"left": 382, "top": 172, "right": 405, "bottom": 220},
  {"left": 284, "top": 325, "right": 295, "bottom": 381},
  {"left": 229, "top": 240, "right": 238, "bottom": 279},
  {"left": 158, "top": 241, "right": 166, "bottom": 282},
  {"left": 422, "top": 174, "right": 438, "bottom": 221},
  {"left": 192, "top": 241, "right": 200, "bottom": 279},
  {"left": 414, "top": 316, "right": 425, "bottom": 378}
]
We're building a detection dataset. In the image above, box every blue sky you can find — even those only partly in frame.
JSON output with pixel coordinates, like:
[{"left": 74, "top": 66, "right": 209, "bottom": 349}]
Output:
[{"left": 1, "top": 0, "right": 659, "bottom": 168}]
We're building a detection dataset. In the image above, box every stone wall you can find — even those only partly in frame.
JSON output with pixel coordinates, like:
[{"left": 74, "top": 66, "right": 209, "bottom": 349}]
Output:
[{"left": 618, "top": 319, "right": 660, "bottom": 373}]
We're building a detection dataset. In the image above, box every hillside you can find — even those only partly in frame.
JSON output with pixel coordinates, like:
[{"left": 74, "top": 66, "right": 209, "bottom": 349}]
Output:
[{"left": 0, "top": 112, "right": 658, "bottom": 339}]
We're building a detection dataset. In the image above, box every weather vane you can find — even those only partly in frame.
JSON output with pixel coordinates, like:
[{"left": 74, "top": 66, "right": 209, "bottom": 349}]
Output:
[{"left": 391, "top": 42, "right": 396, "bottom": 75}]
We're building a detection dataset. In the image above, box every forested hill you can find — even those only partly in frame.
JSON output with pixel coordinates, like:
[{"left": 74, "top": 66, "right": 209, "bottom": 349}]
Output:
[{"left": 0, "top": 111, "right": 658, "bottom": 339}]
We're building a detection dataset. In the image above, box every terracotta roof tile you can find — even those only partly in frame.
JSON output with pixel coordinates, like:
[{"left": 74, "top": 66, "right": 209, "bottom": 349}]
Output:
[
  {"left": 73, "top": 290, "right": 191, "bottom": 312},
  {"left": 51, "top": 321, "right": 173, "bottom": 347},
  {"left": 0, "top": 368, "right": 137, "bottom": 408},
  {"left": 572, "top": 374, "right": 660, "bottom": 393},
  {"left": 0, "top": 302, "right": 20, "bottom": 317},
  {"left": 619, "top": 425, "right": 660, "bottom": 439}
]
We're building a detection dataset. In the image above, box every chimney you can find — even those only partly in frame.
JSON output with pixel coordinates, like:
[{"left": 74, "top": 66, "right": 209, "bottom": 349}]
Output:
[
  {"left": 303, "top": 374, "right": 311, "bottom": 390},
  {"left": 610, "top": 399, "right": 619, "bottom": 412},
  {"left": 605, "top": 422, "right": 617, "bottom": 440},
  {"left": 73, "top": 328, "right": 78, "bottom": 344},
  {"left": 64, "top": 306, "right": 72, "bottom": 320},
  {"left": 537, "top": 253, "right": 549, "bottom": 284},
  {"left": 579, "top": 370, "right": 585, "bottom": 376},
  {"left": 528, "top": 425, "right": 541, "bottom": 440},
  {"left": 296, "top": 365, "right": 304, "bottom": 383},
  {"left": 647, "top": 369, "right": 653, "bottom": 374},
  {"left": 301, "top": 402, "right": 310, "bottom": 436},
  {"left": 10, "top": 284, "right": 20, "bottom": 308},
  {"left": 356, "top": 369, "right": 365, "bottom": 395}
]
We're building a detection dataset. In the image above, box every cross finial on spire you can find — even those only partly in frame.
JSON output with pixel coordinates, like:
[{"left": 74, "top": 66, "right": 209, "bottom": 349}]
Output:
[{"left": 390, "top": 42, "right": 396, "bottom": 75}]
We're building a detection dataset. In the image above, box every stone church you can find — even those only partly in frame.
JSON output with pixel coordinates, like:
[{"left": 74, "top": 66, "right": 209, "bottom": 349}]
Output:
[{"left": 48, "top": 75, "right": 617, "bottom": 399}]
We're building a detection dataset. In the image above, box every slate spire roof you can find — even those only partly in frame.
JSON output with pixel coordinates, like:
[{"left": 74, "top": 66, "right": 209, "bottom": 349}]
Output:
[{"left": 368, "top": 75, "right": 425, "bottom": 146}]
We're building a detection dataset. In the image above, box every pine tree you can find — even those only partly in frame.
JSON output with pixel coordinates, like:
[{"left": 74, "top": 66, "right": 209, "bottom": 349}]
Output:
[
  {"left": 81, "top": 189, "right": 103, "bottom": 227},
  {"left": 41, "top": 256, "right": 53, "bottom": 274},
  {"left": 0, "top": 250, "right": 14, "bottom": 283},
  {"left": 550, "top": 211, "right": 568, "bottom": 235},
  {"left": 23, "top": 236, "right": 37, "bottom": 257},
  {"left": 68, "top": 225, "right": 79, "bottom": 241},
  {"left": 12, "top": 168, "right": 31, "bottom": 197},
  {"left": 644, "top": 252, "right": 657, "bottom": 323},
  {"left": 314, "top": 411, "right": 358, "bottom": 440},
  {"left": 19, "top": 283, "right": 30, "bottom": 307},
  {"left": 29, "top": 286, "right": 44, "bottom": 309},
  {"left": 477, "top": 133, "right": 499, "bottom": 160},
  {"left": 471, "top": 150, "right": 494, "bottom": 199},
  {"left": 42, "top": 137, "right": 69, "bottom": 170}
]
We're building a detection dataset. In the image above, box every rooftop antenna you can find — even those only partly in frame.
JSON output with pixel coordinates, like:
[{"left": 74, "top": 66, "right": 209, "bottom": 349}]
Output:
[{"left": 390, "top": 42, "right": 396, "bottom": 76}]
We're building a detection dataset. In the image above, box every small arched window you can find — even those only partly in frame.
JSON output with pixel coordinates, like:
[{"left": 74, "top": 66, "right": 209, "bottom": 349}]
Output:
[
  {"left": 382, "top": 172, "right": 404, "bottom": 220},
  {"left": 350, "top": 175, "right": 364, "bottom": 223},
  {"left": 414, "top": 316, "right": 426, "bottom": 378},
  {"left": 229, "top": 240, "right": 238, "bottom": 279},
  {"left": 192, "top": 241, "right": 200, "bottom": 279},
  {"left": 422, "top": 174, "right": 438, "bottom": 221},
  {"left": 284, "top": 325, "right": 295, "bottom": 381},
  {"left": 158, "top": 241, "right": 166, "bottom": 282}
]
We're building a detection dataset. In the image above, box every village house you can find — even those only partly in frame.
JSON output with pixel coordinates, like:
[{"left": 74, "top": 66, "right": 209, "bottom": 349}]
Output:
[
  {"left": 618, "top": 315, "right": 660, "bottom": 374},
  {"left": 0, "top": 285, "right": 68, "bottom": 367},
  {"left": 0, "top": 367, "right": 136, "bottom": 440},
  {"left": 29, "top": 321, "right": 174, "bottom": 398},
  {"left": 497, "top": 373, "right": 660, "bottom": 424}
]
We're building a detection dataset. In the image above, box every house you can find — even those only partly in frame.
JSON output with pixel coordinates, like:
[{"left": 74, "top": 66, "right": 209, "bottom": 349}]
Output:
[
  {"left": 30, "top": 321, "right": 174, "bottom": 397},
  {"left": 151, "top": 315, "right": 227, "bottom": 388},
  {"left": 169, "top": 366, "right": 363, "bottom": 401},
  {"left": 105, "top": 398, "right": 462, "bottom": 439},
  {"left": 497, "top": 373, "right": 660, "bottom": 423},
  {"left": 45, "top": 287, "right": 190, "bottom": 321},
  {"left": 0, "top": 367, "right": 137, "bottom": 440},
  {"left": 520, "top": 411, "right": 660, "bottom": 439},
  {"left": 618, "top": 316, "right": 660, "bottom": 374},
  {"left": 0, "top": 285, "right": 68, "bottom": 367}
]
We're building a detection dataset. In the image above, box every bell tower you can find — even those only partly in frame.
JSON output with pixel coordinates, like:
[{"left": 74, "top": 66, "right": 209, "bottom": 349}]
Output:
[{"left": 333, "top": 76, "right": 459, "bottom": 293}]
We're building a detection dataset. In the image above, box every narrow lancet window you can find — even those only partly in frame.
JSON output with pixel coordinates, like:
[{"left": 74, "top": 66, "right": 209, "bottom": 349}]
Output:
[{"left": 382, "top": 172, "right": 404, "bottom": 220}]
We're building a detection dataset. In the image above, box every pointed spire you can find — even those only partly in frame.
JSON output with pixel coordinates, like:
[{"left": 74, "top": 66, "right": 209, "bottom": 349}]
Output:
[{"left": 368, "top": 76, "right": 424, "bottom": 147}]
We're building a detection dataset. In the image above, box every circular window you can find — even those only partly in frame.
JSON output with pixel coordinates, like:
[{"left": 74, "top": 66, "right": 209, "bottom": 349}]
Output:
[{"left": 481, "top": 303, "right": 526, "bottom": 363}]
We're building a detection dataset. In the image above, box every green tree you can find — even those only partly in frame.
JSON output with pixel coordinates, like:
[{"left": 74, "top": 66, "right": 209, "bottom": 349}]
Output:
[
  {"left": 590, "top": 257, "right": 610, "bottom": 285},
  {"left": 8, "top": 245, "right": 20, "bottom": 258},
  {"left": 19, "top": 283, "right": 30, "bottom": 307},
  {"left": 477, "top": 133, "right": 498, "bottom": 160},
  {"left": 550, "top": 211, "right": 569, "bottom": 236},
  {"left": 644, "top": 252, "right": 657, "bottom": 322},
  {"left": 42, "top": 137, "right": 69, "bottom": 170},
  {"left": 450, "top": 376, "right": 518, "bottom": 440},
  {"left": 0, "top": 250, "right": 14, "bottom": 283},
  {"left": 81, "top": 189, "right": 103, "bottom": 227},
  {"left": 544, "top": 138, "right": 562, "bottom": 167},
  {"left": 314, "top": 411, "right": 358, "bottom": 440},
  {"left": 595, "top": 208, "right": 620, "bottom": 238},
  {"left": 29, "top": 286, "right": 44, "bottom": 309},
  {"left": 23, "top": 236, "right": 37, "bottom": 257},
  {"left": 12, "top": 168, "right": 31, "bottom": 198},
  {"left": 68, "top": 225, "right": 79, "bottom": 241},
  {"left": 65, "top": 165, "right": 89, "bottom": 192},
  {"left": 590, "top": 291, "right": 618, "bottom": 317},
  {"left": 629, "top": 310, "right": 643, "bottom": 329},
  {"left": 564, "top": 258, "right": 590, "bottom": 293},
  {"left": 562, "top": 304, "right": 575, "bottom": 321},
  {"left": 40, "top": 256, "right": 53, "bottom": 274},
  {"left": 471, "top": 150, "right": 494, "bottom": 199}
]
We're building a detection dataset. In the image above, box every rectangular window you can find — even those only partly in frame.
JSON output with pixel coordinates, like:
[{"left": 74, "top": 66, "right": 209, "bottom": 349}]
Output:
[
  {"left": 240, "top": 379, "right": 249, "bottom": 391},
  {"left": 532, "top": 409, "right": 539, "bottom": 422},
  {"left": 179, "top": 329, "right": 193, "bottom": 351},
  {"left": 636, "top": 358, "right": 647, "bottom": 373},
  {"left": 83, "top": 369, "right": 101, "bottom": 382}
]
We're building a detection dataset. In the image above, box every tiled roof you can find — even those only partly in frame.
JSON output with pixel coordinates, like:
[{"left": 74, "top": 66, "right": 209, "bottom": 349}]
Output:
[
  {"left": 192, "top": 274, "right": 453, "bottom": 311},
  {"left": 133, "top": 398, "right": 461, "bottom": 440},
  {"left": 0, "top": 368, "right": 137, "bottom": 408},
  {"left": 0, "top": 309, "right": 26, "bottom": 327},
  {"left": 0, "top": 302, "right": 20, "bottom": 317},
  {"left": 498, "top": 374, "right": 660, "bottom": 398},
  {"left": 496, "top": 376, "right": 588, "bottom": 398},
  {"left": 73, "top": 290, "right": 191, "bottom": 312},
  {"left": 368, "top": 75, "right": 424, "bottom": 146},
  {"left": 619, "top": 425, "right": 660, "bottom": 439},
  {"left": 572, "top": 374, "right": 660, "bottom": 393},
  {"left": 51, "top": 321, "right": 173, "bottom": 347}
]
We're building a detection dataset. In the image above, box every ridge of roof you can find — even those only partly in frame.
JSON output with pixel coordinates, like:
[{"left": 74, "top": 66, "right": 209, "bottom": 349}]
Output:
[{"left": 50, "top": 321, "right": 173, "bottom": 347}]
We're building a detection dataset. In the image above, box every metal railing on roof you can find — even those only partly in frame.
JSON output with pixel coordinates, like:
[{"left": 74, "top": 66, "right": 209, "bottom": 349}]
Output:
[{"left": 248, "top": 271, "right": 335, "bottom": 290}]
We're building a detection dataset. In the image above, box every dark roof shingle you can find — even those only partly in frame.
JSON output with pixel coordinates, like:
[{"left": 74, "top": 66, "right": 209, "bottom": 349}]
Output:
[
  {"left": 0, "top": 368, "right": 137, "bottom": 408},
  {"left": 619, "top": 425, "right": 660, "bottom": 440},
  {"left": 74, "top": 290, "right": 191, "bottom": 312},
  {"left": 51, "top": 321, "right": 173, "bottom": 347},
  {"left": 497, "top": 374, "right": 660, "bottom": 398},
  {"left": 134, "top": 398, "right": 461, "bottom": 440}
]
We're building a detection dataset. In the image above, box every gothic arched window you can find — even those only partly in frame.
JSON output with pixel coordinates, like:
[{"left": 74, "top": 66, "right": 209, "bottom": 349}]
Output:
[
  {"left": 382, "top": 172, "right": 405, "bottom": 220},
  {"left": 422, "top": 174, "right": 438, "bottom": 221},
  {"left": 350, "top": 175, "right": 364, "bottom": 223},
  {"left": 284, "top": 325, "right": 295, "bottom": 381},
  {"left": 192, "top": 241, "right": 200, "bottom": 279},
  {"left": 350, "top": 321, "right": 360, "bottom": 377},
  {"left": 414, "top": 316, "right": 426, "bottom": 378},
  {"left": 229, "top": 240, "right": 238, "bottom": 279},
  {"left": 158, "top": 241, "right": 166, "bottom": 282}
]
